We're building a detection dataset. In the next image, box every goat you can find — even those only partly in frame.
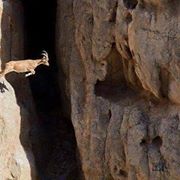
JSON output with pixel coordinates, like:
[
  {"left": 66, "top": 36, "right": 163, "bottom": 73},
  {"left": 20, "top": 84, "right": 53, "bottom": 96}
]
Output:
[{"left": 0, "top": 50, "right": 49, "bottom": 78}]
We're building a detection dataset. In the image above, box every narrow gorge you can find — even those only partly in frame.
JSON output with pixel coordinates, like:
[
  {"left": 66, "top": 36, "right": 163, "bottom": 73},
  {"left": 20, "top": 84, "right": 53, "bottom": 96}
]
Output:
[{"left": 0, "top": 0, "right": 180, "bottom": 180}]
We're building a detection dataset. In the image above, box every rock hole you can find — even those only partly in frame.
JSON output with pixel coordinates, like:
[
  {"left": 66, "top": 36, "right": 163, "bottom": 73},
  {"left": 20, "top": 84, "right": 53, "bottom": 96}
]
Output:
[
  {"left": 123, "top": 0, "right": 138, "bottom": 10},
  {"left": 126, "top": 12, "right": 133, "bottom": 24},
  {"left": 140, "top": 139, "right": 147, "bottom": 146},
  {"left": 152, "top": 136, "right": 162, "bottom": 148},
  {"left": 119, "top": 169, "right": 128, "bottom": 177},
  {"left": 114, "top": 165, "right": 118, "bottom": 172},
  {"left": 101, "top": 62, "right": 106, "bottom": 67}
]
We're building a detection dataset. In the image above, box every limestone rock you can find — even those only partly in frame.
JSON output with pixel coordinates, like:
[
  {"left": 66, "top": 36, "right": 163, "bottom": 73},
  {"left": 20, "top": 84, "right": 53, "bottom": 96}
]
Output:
[
  {"left": 56, "top": 0, "right": 180, "bottom": 179},
  {"left": 0, "top": 0, "right": 36, "bottom": 179},
  {"left": 0, "top": 79, "right": 36, "bottom": 180}
]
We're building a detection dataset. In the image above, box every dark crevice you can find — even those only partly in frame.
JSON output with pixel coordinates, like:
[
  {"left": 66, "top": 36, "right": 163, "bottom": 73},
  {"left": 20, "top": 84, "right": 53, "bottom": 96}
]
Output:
[
  {"left": 159, "top": 67, "right": 169, "bottom": 98},
  {"left": 109, "top": 2, "right": 118, "bottom": 23},
  {"left": 152, "top": 136, "right": 162, "bottom": 148},
  {"left": 113, "top": 165, "right": 128, "bottom": 177},
  {"left": 123, "top": 0, "right": 138, "bottom": 10},
  {"left": 124, "top": 45, "right": 133, "bottom": 59},
  {"left": 21, "top": 0, "right": 79, "bottom": 179},
  {"left": 119, "top": 169, "right": 128, "bottom": 177},
  {"left": 140, "top": 139, "right": 147, "bottom": 146},
  {"left": 108, "top": 109, "right": 112, "bottom": 120},
  {"left": 126, "top": 12, "right": 133, "bottom": 24}
]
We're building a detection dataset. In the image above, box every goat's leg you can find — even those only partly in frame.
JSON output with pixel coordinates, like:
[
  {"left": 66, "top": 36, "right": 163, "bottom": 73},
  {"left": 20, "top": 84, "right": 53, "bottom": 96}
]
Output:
[
  {"left": 0, "top": 69, "right": 11, "bottom": 78},
  {"left": 0, "top": 64, "right": 14, "bottom": 78},
  {"left": 25, "top": 70, "right": 35, "bottom": 77},
  {"left": 25, "top": 73, "right": 32, "bottom": 77}
]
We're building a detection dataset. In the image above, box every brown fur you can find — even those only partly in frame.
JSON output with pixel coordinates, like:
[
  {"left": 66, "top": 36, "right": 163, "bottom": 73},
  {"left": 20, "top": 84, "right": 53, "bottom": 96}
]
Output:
[{"left": 0, "top": 51, "right": 49, "bottom": 77}]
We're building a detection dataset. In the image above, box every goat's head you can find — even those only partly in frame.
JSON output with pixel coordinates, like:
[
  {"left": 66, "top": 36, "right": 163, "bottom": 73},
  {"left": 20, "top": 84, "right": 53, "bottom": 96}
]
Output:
[{"left": 41, "top": 50, "right": 49, "bottom": 66}]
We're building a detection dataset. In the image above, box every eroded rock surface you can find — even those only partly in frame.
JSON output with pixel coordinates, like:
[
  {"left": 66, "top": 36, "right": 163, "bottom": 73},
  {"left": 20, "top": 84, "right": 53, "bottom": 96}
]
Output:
[
  {"left": 0, "top": 79, "right": 36, "bottom": 180},
  {"left": 57, "top": 0, "right": 180, "bottom": 179},
  {"left": 0, "top": 0, "right": 36, "bottom": 179}
]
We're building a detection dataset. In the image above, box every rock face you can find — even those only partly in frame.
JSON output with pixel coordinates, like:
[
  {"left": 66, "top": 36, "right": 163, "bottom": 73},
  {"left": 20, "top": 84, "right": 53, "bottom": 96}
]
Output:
[
  {"left": 1, "top": 0, "right": 180, "bottom": 179},
  {"left": 0, "top": 79, "right": 36, "bottom": 179},
  {"left": 57, "top": 0, "right": 180, "bottom": 179},
  {"left": 0, "top": 0, "right": 36, "bottom": 179}
]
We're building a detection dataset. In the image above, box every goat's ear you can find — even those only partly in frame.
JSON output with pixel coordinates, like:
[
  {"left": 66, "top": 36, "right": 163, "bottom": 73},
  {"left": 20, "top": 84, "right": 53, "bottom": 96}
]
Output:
[
  {"left": 41, "top": 59, "right": 47, "bottom": 62},
  {"left": 42, "top": 56, "right": 47, "bottom": 60}
]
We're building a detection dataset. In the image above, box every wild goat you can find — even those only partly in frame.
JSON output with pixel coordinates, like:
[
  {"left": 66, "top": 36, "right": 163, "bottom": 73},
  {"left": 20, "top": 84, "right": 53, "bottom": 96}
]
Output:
[{"left": 0, "top": 51, "right": 49, "bottom": 77}]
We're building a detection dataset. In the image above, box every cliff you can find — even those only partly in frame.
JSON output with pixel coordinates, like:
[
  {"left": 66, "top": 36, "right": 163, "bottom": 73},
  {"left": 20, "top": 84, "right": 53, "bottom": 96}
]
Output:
[
  {"left": 57, "top": 0, "right": 180, "bottom": 179},
  {"left": 0, "top": 0, "right": 36, "bottom": 179},
  {"left": 0, "top": 0, "right": 180, "bottom": 179}
]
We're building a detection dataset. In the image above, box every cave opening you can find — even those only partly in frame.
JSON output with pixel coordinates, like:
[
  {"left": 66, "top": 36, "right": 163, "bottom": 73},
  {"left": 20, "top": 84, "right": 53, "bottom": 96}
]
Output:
[
  {"left": 21, "top": 0, "right": 79, "bottom": 179},
  {"left": 95, "top": 46, "right": 128, "bottom": 101}
]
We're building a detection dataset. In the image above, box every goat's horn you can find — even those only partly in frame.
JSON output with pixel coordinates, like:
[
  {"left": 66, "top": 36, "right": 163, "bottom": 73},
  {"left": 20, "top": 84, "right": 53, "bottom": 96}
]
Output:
[
  {"left": 41, "top": 50, "right": 48, "bottom": 59},
  {"left": 41, "top": 50, "right": 47, "bottom": 55},
  {"left": 42, "top": 50, "right": 47, "bottom": 54}
]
